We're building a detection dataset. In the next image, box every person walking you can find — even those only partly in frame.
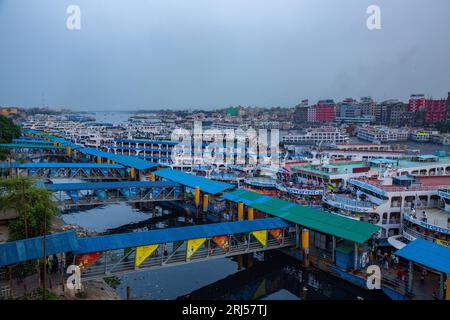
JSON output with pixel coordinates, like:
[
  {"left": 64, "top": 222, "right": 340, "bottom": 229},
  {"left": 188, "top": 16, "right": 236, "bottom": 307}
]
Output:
[{"left": 420, "top": 269, "right": 427, "bottom": 284}]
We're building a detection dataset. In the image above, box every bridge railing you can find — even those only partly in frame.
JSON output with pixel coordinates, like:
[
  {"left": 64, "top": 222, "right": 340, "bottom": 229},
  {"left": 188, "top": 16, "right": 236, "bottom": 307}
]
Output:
[{"left": 81, "top": 236, "right": 295, "bottom": 279}]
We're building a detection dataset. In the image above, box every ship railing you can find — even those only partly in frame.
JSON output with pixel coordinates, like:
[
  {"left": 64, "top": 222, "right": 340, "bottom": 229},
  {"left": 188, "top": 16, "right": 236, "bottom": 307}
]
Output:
[
  {"left": 402, "top": 225, "right": 450, "bottom": 247},
  {"left": 323, "top": 194, "right": 375, "bottom": 210}
]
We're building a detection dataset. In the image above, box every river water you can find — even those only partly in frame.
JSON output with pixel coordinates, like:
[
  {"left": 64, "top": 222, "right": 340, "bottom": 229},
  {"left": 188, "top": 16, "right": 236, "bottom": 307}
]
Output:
[{"left": 62, "top": 203, "right": 387, "bottom": 300}]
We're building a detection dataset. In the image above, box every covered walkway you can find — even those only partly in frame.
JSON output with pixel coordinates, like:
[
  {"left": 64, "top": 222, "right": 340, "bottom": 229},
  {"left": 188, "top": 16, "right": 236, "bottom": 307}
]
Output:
[
  {"left": 78, "top": 148, "right": 159, "bottom": 171},
  {"left": 15, "top": 162, "right": 127, "bottom": 179},
  {"left": 46, "top": 180, "right": 184, "bottom": 207},
  {"left": 0, "top": 218, "right": 294, "bottom": 280},
  {"left": 154, "top": 168, "right": 234, "bottom": 195}
]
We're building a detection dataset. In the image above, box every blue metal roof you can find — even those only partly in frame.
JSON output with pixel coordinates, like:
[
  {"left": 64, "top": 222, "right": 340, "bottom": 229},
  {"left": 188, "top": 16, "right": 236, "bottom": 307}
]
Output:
[
  {"left": 0, "top": 162, "right": 20, "bottom": 169},
  {"left": 154, "top": 168, "right": 235, "bottom": 194},
  {"left": 78, "top": 148, "right": 159, "bottom": 170},
  {"left": 45, "top": 180, "right": 180, "bottom": 191},
  {"left": 12, "top": 139, "right": 53, "bottom": 144},
  {"left": 115, "top": 139, "right": 179, "bottom": 145},
  {"left": 75, "top": 218, "right": 290, "bottom": 254},
  {"left": 18, "top": 162, "right": 124, "bottom": 169},
  {"left": 0, "top": 231, "right": 79, "bottom": 267},
  {"left": 395, "top": 239, "right": 450, "bottom": 274}
]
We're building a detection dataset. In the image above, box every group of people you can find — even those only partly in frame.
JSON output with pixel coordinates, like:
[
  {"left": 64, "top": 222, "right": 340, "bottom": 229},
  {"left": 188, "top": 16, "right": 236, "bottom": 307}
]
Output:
[{"left": 410, "top": 208, "right": 428, "bottom": 223}]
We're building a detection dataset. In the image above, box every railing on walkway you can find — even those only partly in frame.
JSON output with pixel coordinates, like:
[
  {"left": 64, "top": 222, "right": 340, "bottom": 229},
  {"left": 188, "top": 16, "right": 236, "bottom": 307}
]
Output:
[{"left": 82, "top": 237, "right": 295, "bottom": 280}]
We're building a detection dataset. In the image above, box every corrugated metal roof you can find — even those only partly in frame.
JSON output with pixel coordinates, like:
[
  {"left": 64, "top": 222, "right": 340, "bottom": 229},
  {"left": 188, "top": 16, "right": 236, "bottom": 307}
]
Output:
[
  {"left": 154, "top": 168, "right": 234, "bottom": 195},
  {"left": 18, "top": 162, "right": 124, "bottom": 169},
  {"left": 75, "top": 218, "right": 290, "bottom": 254},
  {"left": 0, "top": 143, "right": 64, "bottom": 149},
  {"left": 222, "top": 188, "right": 380, "bottom": 244},
  {"left": 0, "top": 162, "right": 20, "bottom": 169},
  {"left": 0, "top": 231, "right": 79, "bottom": 267},
  {"left": 395, "top": 239, "right": 450, "bottom": 274},
  {"left": 78, "top": 148, "right": 159, "bottom": 170},
  {"left": 45, "top": 180, "right": 180, "bottom": 191},
  {"left": 12, "top": 139, "right": 53, "bottom": 144}
]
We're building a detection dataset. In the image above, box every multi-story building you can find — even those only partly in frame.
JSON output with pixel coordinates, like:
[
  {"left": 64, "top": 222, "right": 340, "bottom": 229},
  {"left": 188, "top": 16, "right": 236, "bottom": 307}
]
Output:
[
  {"left": 315, "top": 99, "right": 336, "bottom": 123},
  {"left": 0, "top": 107, "right": 19, "bottom": 116},
  {"left": 293, "top": 100, "right": 309, "bottom": 124},
  {"left": 375, "top": 100, "right": 408, "bottom": 126},
  {"left": 447, "top": 92, "right": 450, "bottom": 123},
  {"left": 360, "top": 96, "right": 376, "bottom": 117},
  {"left": 335, "top": 99, "right": 375, "bottom": 124},
  {"left": 424, "top": 99, "right": 447, "bottom": 124},
  {"left": 408, "top": 94, "right": 426, "bottom": 113}
]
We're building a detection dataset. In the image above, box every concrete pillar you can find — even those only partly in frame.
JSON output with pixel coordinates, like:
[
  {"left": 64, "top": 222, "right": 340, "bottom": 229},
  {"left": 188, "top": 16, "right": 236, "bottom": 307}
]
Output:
[
  {"left": 203, "top": 194, "right": 209, "bottom": 212},
  {"left": 238, "top": 202, "right": 244, "bottom": 220},
  {"left": 194, "top": 187, "right": 200, "bottom": 207},
  {"left": 302, "top": 229, "right": 309, "bottom": 268},
  {"left": 354, "top": 243, "right": 358, "bottom": 270},
  {"left": 408, "top": 261, "right": 413, "bottom": 294},
  {"left": 332, "top": 236, "right": 336, "bottom": 262},
  {"left": 446, "top": 277, "right": 450, "bottom": 300},
  {"left": 248, "top": 207, "right": 254, "bottom": 220}
]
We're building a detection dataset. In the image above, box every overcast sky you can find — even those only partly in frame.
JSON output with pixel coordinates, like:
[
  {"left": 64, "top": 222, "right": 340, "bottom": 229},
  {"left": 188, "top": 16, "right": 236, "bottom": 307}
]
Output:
[{"left": 0, "top": 0, "right": 449, "bottom": 110}]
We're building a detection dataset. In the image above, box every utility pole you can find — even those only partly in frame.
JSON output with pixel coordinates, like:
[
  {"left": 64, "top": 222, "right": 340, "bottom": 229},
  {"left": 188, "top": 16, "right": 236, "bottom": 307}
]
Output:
[
  {"left": 42, "top": 209, "right": 47, "bottom": 300},
  {"left": 21, "top": 180, "right": 28, "bottom": 238}
]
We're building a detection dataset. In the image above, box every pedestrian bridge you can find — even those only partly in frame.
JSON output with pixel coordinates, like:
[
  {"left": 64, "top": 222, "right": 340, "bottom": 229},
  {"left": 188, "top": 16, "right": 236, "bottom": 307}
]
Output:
[
  {"left": 15, "top": 162, "right": 127, "bottom": 179},
  {"left": 45, "top": 181, "right": 184, "bottom": 207},
  {"left": 78, "top": 218, "right": 295, "bottom": 279},
  {"left": 0, "top": 218, "right": 295, "bottom": 280}
]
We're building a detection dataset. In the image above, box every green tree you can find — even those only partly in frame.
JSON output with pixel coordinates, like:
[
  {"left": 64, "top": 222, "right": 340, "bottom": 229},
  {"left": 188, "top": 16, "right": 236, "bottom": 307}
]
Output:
[
  {"left": 0, "top": 177, "right": 57, "bottom": 240},
  {"left": 0, "top": 115, "right": 21, "bottom": 161}
]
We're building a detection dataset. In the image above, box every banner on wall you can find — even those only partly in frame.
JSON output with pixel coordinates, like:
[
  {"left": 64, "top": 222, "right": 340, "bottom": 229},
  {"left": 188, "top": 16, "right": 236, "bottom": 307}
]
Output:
[
  {"left": 75, "top": 252, "right": 102, "bottom": 271},
  {"left": 187, "top": 238, "right": 206, "bottom": 259},
  {"left": 173, "top": 240, "right": 184, "bottom": 251},
  {"left": 212, "top": 235, "right": 230, "bottom": 251},
  {"left": 252, "top": 230, "right": 267, "bottom": 246},
  {"left": 269, "top": 228, "right": 283, "bottom": 242},
  {"left": 135, "top": 244, "right": 159, "bottom": 267}
]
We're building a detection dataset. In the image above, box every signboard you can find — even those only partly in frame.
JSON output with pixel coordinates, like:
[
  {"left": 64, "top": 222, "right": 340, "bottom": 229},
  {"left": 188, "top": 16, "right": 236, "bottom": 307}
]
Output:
[
  {"left": 252, "top": 230, "right": 267, "bottom": 246},
  {"left": 212, "top": 235, "right": 230, "bottom": 251},
  {"left": 187, "top": 238, "right": 206, "bottom": 259},
  {"left": 75, "top": 252, "right": 102, "bottom": 271},
  {"left": 269, "top": 229, "right": 283, "bottom": 242},
  {"left": 135, "top": 244, "right": 159, "bottom": 267}
]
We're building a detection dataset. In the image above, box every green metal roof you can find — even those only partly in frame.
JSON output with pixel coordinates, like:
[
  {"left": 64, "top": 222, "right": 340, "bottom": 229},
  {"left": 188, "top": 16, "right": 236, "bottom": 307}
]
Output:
[{"left": 222, "top": 188, "right": 380, "bottom": 244}]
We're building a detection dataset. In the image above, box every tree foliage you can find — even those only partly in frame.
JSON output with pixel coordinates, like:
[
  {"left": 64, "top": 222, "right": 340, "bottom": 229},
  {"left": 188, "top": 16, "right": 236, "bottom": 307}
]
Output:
[
  {"left": 0, "top": 177, "right": 57, "bottom": 241},
  {"left": 0, "top": 115, "right": 21, "bottom": 161}
]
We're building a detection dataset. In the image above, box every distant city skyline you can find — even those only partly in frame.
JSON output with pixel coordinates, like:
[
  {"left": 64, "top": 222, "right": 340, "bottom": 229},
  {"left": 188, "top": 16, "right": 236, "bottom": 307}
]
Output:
[{"left": 1, "top": 0, "right": 450, "bottom": 111}]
